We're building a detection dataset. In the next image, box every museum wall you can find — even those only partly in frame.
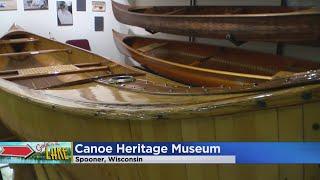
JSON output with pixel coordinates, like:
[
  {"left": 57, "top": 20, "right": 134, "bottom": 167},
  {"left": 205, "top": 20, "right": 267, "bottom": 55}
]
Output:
[
  {"left": 0, "top": 0, "right": 128, "bottom": 62},
  {"left": 121, "top": 0, "right": 320, "bottom": 65},
  {"left": 0, "top": 0, "right": 319, "bottom": 65}
]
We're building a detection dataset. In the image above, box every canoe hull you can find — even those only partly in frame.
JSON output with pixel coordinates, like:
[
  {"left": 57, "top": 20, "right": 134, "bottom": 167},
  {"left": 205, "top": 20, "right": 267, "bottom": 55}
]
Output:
[
  {"left": 0, "top": 82, "right": 320, "bottom": 179},
  {"left": 112, "top": 1, "right": 320, "bottom": 42}
]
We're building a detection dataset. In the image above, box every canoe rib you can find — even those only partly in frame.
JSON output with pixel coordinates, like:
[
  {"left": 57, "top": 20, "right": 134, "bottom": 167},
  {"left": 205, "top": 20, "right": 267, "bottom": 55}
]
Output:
[{"left": 0, "top": 49, "right": 71, "bottom": 57}]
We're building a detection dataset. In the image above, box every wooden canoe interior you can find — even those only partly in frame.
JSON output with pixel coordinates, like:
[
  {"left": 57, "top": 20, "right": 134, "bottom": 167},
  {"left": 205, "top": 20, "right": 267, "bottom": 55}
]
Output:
[
  {"left": 123, "top": 36, "right": 320, "bottom": 87},
  {"left": 0, "top": 33, "right": 111, "bottom": 90},
  {"left": 129, "top": 6, "right": 312, "bottom": 15},
  {"left": 0, "top": 30, "right": 261, "bottom": 105}
]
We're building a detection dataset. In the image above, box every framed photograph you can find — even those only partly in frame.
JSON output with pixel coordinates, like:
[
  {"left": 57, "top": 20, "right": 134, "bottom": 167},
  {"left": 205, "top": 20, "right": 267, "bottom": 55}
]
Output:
[
  {"left": 92, "top": 1, "right": 105, "bottom": 12},
  {"left": 57, "top": 1, "right": 73, "bottom": 26},
  {"left": 95, "top": 16, "right": 104, "bottom": 32},
  {"left": 24, "top": 0, "right": 48, "bottom": 10},
  {"left": 77, "top": 0, "right": 86, "bottom": 11},
  {"left": 0, "top": 0, "right": 17, "bottom": 11}
]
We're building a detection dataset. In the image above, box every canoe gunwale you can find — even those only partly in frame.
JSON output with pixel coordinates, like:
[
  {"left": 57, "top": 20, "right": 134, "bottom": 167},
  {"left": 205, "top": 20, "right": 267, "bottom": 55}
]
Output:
[
  {"left": 1, "top": 76, "right": 320, "bottom": 121},
  {"left": 112, "top": 1, "right": 320, "bottom": 19}
]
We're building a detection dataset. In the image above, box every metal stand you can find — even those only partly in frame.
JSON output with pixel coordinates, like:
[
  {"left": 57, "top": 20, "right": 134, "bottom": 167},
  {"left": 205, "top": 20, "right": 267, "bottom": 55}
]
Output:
[{"left": 189, "top": 0, "right": 197, "bottom": 42}]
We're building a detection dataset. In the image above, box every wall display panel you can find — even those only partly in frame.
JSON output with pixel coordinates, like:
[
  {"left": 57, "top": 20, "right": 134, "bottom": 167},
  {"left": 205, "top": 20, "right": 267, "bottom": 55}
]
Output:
[
  {"left": 95, "top": 16, "right": 104, "bottom": 31},
  {"left": 57, "top": 1, "right": 73, "bottom": 26},
  {"left": 92, "top": 1, "right": 106, "bottom": 12},
  {"left": 24, "top": 0, "right": 48, "bottom": 10},
  {"left": 0, "top": 0, "right": 17, "bottom": 11},
  {"left": 76, "top": 0, "right": 86, "bottom": 11}
]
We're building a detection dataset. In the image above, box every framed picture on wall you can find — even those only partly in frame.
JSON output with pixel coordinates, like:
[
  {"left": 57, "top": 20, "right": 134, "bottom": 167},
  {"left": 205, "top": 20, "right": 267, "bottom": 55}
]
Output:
[
  {"left": 24, "top": 0, "right": 48, "bottom": 10},
  {"left": 95, "top": 16, "right": 104, "bottom": 31},
  {"left": 57, "top": 1, "right": 73, "bottom": 26},
  {"left": 0, "top": 0, "right": 17, "bottom": 11},
  {"left": 92, "top": 1, "right": 105, "bottom": 12}
]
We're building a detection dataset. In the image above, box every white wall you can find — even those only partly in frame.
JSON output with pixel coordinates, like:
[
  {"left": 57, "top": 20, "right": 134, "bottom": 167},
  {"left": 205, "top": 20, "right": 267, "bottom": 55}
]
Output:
[
  {"left": 0, "top": 0, "right": 128, "bottom": 62},
  {"left": 1, "top": 0, "right": 319, "bottom": 64}
]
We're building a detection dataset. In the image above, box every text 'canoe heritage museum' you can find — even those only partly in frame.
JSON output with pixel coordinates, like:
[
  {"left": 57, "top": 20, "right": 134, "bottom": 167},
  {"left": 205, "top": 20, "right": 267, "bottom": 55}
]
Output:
[{"left": 0, "top": 0, "right": 319, "bottom": 180}]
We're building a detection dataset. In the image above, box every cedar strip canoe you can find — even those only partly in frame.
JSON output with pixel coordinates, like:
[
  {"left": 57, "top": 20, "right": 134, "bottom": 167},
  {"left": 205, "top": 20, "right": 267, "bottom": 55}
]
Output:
[
  {"left": 113, "top": 30, "right": 320, "bottom": 87},
  {"left": 112, "top": 1, "right": 320, "bottom": 43},
  {"left": 1, "top": 25, "right": 320, "bottom": 179}
]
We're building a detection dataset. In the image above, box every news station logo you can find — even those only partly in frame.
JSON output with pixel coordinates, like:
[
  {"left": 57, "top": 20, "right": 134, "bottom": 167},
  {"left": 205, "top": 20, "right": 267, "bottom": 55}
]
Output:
[
  {"left": 0, "top": 142, "right": 72, "bottom": 164},
  {"left": 45, "top": 144, "right": 70, "bottom": 161}
]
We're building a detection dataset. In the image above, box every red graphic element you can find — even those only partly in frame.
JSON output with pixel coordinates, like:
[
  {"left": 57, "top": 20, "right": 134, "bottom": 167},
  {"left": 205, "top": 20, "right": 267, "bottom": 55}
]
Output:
[{"left": 0, "top": 145, "right": 34, "bottom": 158}]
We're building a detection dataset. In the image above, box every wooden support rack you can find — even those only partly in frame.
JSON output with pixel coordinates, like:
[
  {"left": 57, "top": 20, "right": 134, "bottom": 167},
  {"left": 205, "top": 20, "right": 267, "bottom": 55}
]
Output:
[
  {"left": 0, "top": 38, "right": 39, "bottom": 45},
  {"left": 0, "top": 49, "right": 71, "bottom": 57}
]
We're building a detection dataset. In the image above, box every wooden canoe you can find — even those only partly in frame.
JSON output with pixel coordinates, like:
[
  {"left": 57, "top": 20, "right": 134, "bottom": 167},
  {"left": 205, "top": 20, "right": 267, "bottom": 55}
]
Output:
[
  {"left": 112, "top": 1, "right": 320, "bottom": 43},
  {"left": 113, "top": 30, "right": 320, "bottom": 87},
  {"left": 1, "top": 25, "right": 320, "bottom": 179}
]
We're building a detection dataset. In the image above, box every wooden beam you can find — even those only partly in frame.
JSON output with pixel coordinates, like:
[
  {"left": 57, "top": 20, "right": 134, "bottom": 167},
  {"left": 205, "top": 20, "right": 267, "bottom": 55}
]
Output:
[
  {"left": 0, "top": 38, "right": 39, "bottom": 45},
  {"left": 3, "top": 66, "right": 110, "bottom": 81},
  {"left": 0, "top": 49, "right": 71, "bottom": 57}
]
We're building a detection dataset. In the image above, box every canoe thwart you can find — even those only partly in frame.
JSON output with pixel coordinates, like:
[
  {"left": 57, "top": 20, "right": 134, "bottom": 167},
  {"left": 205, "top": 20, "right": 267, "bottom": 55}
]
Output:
[
  {"left": 0, "top": 38, "right": 39, "bottom": 45},
  {"left": 137, "top": 43, "right": 167, "bottom": 53},
  {"left": 0, "top": 49, "right": 72, "bottom": 57}
]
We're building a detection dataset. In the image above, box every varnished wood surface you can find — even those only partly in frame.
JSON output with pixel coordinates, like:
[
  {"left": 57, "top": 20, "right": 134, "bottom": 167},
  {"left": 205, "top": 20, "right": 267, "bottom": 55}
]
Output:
[
  {"left": 112, "top": 1, "right": 320, "bottom": 42},
  {"left": 1, "top": 25, "right": 320, "bottom": 180},
  {"left": 113, "top": 30, "right": 320, "bottom": 87}
]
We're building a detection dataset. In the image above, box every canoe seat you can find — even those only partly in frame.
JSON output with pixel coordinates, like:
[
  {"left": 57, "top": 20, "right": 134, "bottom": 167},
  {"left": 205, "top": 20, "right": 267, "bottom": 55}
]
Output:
[
  {"left": 137, "top": 43, "right": 167, "bottom": 53},
  {"left": 19, "top": 65, "right": 79, "bottom": 76},
  {"left": 1, "top": 63, "right": 111, "bottom": 81}
]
